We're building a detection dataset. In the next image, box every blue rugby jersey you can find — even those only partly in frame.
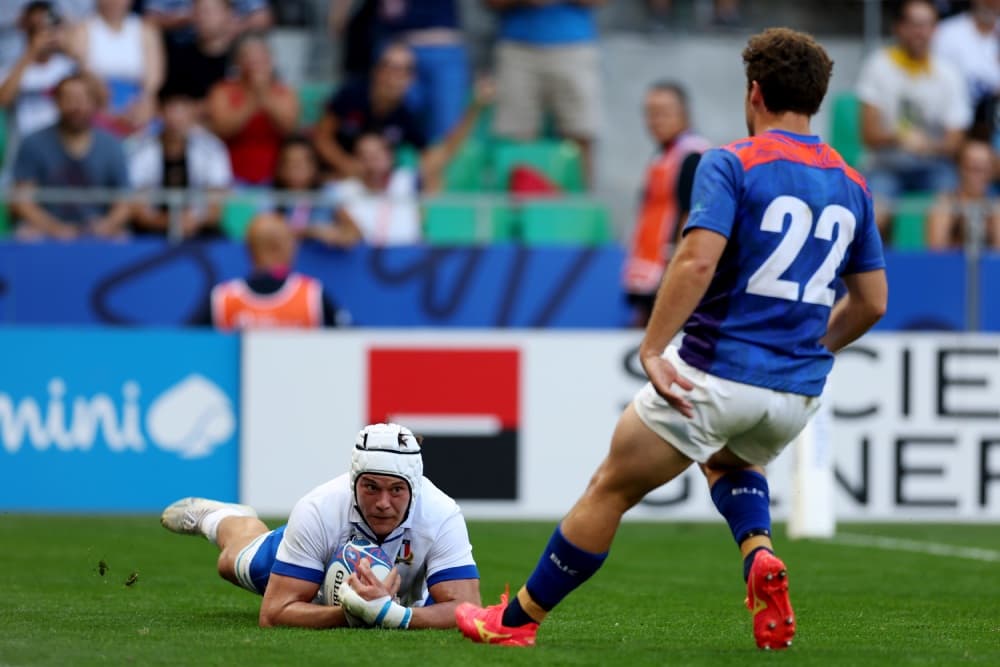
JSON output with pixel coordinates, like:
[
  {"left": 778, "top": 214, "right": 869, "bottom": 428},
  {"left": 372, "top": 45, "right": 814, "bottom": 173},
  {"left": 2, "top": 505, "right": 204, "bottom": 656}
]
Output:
[{"left": 679, "top": 130, "right": 885, "bottom": 396}]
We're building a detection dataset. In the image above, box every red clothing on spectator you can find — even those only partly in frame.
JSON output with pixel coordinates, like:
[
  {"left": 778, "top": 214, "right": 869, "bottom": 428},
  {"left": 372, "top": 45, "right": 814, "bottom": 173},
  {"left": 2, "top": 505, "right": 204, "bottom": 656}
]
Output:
[{"left": 216, "top": 81, "right": 290, "bottom": 184}]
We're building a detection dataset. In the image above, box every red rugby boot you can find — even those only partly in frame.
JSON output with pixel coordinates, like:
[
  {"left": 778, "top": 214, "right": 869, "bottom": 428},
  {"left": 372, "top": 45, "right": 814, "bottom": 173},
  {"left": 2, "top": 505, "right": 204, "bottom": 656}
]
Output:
[
  {"left": 456, "top": 589, "right": 539, "bottom": 647},
  {"left": 745, "top": 551, "right": 795, "bottom": 650}
]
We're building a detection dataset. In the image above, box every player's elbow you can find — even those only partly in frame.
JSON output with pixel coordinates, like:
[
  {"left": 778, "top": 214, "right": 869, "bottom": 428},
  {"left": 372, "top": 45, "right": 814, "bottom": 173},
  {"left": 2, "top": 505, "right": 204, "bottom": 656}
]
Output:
[
  {"left": 866, "top": 297, "right": 887, "bottom": 326},
  {"left": 677, "top": 255, "right": 716, "bottom": 283},
  {"left": 258, "top": 604, "right": 280, "bottom": 628},
  {"left": 856, "top": 292, "right": 887, "bottom": 328}
]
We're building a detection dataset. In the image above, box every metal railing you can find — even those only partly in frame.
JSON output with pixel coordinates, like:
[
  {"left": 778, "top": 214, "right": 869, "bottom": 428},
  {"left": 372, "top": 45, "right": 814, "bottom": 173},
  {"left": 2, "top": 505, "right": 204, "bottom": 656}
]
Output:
[{"left": 0, "top": 186, "right": 614, "bottom": 245}]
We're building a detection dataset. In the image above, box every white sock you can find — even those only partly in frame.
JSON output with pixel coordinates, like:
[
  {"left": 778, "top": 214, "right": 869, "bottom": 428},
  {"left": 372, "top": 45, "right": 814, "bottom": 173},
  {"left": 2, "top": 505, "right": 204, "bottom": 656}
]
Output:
[{"left": 201, "top": 507, "right": 254, "bottom": 546}]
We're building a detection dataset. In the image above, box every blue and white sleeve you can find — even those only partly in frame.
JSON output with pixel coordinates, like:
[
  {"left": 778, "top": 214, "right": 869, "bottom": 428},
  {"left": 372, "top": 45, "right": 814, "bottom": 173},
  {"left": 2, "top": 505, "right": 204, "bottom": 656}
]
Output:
[
  {"left": 272, "top": 500, "right": 328, "bottom": 584},
  {"left": 424, "top": 511, "right": 479, "bottom": 589}
]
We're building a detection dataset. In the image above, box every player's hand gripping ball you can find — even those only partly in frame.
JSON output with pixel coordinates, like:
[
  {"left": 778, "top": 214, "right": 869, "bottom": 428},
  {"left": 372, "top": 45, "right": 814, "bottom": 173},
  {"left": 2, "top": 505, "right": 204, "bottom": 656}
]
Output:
[{"left": 320, "top": 537, "right": 393, "bottom": 625}]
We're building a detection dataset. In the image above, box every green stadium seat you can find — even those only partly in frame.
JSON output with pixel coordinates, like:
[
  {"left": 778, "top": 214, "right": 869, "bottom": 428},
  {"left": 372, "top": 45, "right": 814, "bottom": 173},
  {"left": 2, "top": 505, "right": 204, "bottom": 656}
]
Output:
[
  {"left": 492, "top": 140, "right": 585, "bottom": 193},
  {"left": 472, "top": 103, "right": 495, "bottom": 144},
  {"left": 0, "top": 109, "right": 7, "bottom": 171},
  {"left": 830, "top": 92, "right": 864, "bottom": 169},
  {"left": 298, "top": 81, "right": 332, "bottom": 129},
  {"left": 396, "top": 144, "right": 420, "bottom": 169},
  {"left": 423, "top": 199, "right": 518, "bottom": 244},
  {"left": 520, "top": 200, "right": 612, "bottom": 246},
  {"left": 469, "top": 104, "right": 556, "bottom": 145},
  {"left": 443, "top": 139, "right": 489, "bottom": 192},
  {"left": 891, "top": 191, "right": 935, "bottom": 250},
  {"left": 0, "top": 201, "right": 10, "bottom": 238},
  {"left": 220, "top": 195, "right": 259, "bottom": 240}
]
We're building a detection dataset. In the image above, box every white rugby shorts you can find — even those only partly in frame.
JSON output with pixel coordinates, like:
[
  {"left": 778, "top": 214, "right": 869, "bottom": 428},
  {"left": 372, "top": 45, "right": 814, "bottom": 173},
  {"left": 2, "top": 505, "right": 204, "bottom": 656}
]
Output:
[{"left": 633, "top": 346, "right": 820, "bottom": 466}]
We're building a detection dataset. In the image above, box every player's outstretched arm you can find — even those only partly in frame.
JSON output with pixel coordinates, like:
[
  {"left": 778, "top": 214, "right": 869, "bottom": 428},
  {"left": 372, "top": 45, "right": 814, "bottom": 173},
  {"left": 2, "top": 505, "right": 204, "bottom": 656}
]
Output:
[
  {"left": 820, "top": 269, "right": 888, "bottom": 354},
  {"left": 259, "top": 573, "right": 350, "bottom": 629}
]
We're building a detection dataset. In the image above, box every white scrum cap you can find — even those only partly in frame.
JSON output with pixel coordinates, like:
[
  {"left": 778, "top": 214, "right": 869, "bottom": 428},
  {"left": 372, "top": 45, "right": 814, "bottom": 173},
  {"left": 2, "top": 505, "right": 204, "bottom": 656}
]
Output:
[{"left": 351, "top": 423, "right": 423, "bottom": 502}]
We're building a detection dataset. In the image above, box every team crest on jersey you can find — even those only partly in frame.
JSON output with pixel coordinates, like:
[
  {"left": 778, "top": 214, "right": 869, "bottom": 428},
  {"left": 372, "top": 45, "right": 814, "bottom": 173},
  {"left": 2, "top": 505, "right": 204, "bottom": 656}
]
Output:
[{"left": 395, "top": 539, "right": 413, "bottom": 565}]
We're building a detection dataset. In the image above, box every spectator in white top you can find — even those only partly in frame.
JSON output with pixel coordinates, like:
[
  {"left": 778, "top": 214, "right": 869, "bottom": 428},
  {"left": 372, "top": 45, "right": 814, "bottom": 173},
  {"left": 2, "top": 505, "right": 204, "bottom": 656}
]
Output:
[
  {"left": 0, "top": 2, "right": 80, "bottom": 181},
  {"left": 129, "top": 85, "right": 231, "bottom": 239},
  {"left": 932, "top": 0, "right": 1000, "bottom": 111},
  {"left": 334, "top": 132, "right": 422, "bottom": 246},
  {"left": 66, "top": 0, "right": 164, "bottom": 136},
  {"left": 334, "top": 79, "right": 495, "bottom": 246},
  {"left": 264, "top": 136, "right": 362, "bottom": 249},
  {"left": 857, "top": 0, "right": 971, "bottom": 235}
]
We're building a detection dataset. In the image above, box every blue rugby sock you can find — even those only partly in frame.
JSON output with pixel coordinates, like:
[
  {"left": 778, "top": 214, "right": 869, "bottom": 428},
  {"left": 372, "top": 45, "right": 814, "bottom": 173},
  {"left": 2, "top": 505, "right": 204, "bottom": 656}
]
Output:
[
  {"left": 710, "top": 469, "right": 772, "bottom": 551},
  {"left": 502, "top": 526, "right": 607, "bottom": 627}
]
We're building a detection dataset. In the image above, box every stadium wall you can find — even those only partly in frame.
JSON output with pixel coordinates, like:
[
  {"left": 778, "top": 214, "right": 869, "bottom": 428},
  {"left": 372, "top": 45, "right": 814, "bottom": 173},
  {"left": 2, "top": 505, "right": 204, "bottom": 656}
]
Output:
[{"left": 0, "top": 240, "right": 981, "bottom": 330}]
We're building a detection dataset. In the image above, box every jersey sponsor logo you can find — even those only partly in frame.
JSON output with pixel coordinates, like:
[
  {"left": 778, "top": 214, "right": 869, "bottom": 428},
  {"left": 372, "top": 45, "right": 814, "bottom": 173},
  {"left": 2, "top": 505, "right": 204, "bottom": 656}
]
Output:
[{"left": 0, "top": 374, "right": 234, "bottom": 459}]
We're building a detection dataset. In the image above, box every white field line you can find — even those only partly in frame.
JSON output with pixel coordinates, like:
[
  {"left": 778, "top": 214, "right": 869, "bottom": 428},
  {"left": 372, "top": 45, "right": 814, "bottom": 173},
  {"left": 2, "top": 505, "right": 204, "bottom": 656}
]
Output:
[{"left": 834, "top": 532, "right": 1000, "bottom": 563}]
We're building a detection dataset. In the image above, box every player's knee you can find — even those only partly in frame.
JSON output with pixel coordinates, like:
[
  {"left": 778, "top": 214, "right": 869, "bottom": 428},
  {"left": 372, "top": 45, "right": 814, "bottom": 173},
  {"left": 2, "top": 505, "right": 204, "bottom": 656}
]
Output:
[
  {"left": 704, "top": 450, "right": 761, "bottom": 478},
  {"left": 217, "top": 551, "right": 238, "bottom": 582},
  {"left": 584, "top": 464, "right": 645, "bottom": 512}
]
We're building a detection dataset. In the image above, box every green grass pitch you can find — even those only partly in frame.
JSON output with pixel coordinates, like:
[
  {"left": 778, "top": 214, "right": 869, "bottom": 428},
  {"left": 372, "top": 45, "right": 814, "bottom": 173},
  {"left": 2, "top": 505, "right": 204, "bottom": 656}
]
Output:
[{"left": 1, "top": 517, "right": 997, "bottom": 666}]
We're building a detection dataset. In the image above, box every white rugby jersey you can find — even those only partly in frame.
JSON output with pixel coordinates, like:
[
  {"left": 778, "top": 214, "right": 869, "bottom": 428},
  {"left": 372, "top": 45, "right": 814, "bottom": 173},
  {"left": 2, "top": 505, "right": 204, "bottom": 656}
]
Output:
[{"left": 272, "top": 473, "right": 478, "bottom": 606}]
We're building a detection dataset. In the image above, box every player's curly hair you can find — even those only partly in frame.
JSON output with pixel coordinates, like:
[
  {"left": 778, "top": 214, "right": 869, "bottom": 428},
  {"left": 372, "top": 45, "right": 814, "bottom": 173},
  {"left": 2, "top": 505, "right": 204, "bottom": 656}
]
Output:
[{"left": 742, "top": 28, "right": 833, "bottom": 117}]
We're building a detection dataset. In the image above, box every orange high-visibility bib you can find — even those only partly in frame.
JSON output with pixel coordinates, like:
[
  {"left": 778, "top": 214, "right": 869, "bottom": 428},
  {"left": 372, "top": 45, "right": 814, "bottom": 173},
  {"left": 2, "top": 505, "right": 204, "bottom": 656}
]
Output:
[{"left": 211, "top": 273, "right": 323, "bottom": 330}]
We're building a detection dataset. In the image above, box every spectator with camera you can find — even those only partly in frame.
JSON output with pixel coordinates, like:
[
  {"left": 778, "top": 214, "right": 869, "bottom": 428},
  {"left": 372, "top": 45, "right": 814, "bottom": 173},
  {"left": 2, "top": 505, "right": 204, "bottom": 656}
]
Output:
[
  {"left": 10, "top": 72, "right": 130, "bottom": 239},
  {"left": 0, "top": 0, "right": 93, "bottom": 71},
  {"left": 0, "top": 1, "right": 80, "bottom": 180}
]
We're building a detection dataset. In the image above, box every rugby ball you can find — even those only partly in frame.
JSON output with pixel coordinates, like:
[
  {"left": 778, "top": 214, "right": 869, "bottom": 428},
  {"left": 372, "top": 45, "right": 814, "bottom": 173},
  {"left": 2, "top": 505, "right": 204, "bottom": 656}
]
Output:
[{"left": 319, "top": 537, "right": 393, "bottom": 607}]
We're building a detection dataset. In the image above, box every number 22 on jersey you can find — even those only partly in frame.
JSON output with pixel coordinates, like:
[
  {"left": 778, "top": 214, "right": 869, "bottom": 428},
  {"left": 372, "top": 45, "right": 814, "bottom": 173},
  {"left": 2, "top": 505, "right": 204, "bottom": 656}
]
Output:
[{"left": 745, "top": 195, "right": 856, "bottom": 307}]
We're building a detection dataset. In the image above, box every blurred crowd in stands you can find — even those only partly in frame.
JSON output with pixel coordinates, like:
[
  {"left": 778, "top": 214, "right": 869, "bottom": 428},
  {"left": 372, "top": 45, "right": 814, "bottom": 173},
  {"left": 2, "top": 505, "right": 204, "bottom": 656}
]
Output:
[
  {"left": 0, "top": 0, "right": 609, "bottom": 247},
  {"left": 856, "top": 0, "right": 1000, "bottom": 249},
  {"left": 0, "top": 0, "right": 998, "bottom": 311}
]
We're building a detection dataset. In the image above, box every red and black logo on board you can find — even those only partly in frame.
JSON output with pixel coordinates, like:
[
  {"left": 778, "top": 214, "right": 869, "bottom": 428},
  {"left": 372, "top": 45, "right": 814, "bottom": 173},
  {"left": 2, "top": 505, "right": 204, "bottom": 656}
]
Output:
[{"left": 368, "top": 348, "right": 519, "bottom": 500}]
